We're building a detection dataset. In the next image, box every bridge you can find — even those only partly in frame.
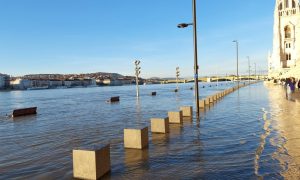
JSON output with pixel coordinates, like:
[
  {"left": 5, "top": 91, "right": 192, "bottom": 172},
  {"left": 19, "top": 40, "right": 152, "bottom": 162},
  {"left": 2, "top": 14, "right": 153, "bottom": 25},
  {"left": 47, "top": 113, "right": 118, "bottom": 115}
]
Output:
[{"left": 161, "top": 75, "right": 267, "bottom": 84}]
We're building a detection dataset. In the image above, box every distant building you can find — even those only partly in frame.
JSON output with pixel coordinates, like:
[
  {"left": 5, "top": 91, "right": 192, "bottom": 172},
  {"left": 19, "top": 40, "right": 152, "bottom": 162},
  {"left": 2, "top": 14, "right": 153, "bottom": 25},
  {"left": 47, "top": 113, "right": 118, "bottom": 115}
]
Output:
[
  {"left": 103, "top": 79, "right": 123, "bottom": 86},
  {"left": 0, "top": 74, "right": 10, "bottom": 89},
  {"left": 49, "top": 80, "right": 63, "bottom": 88},
  {"left": 11, "top": 78, "right": 32, "bottom": 90},
  {"left": 268, "top": 0, "right": 300, "bottom": 77},
  {"left": 31, "top": 80, "right": 49, "bottom": 87},
  {"left": 63, "top": 80, "right": 73, "bottom": 87}
]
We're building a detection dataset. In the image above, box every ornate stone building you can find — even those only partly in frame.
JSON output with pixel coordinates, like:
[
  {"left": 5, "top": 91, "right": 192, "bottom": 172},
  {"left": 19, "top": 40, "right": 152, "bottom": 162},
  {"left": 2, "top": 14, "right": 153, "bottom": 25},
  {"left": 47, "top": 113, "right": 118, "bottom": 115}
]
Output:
[{"left": 268, "top": 0, "right": 300, "bottom": 78}]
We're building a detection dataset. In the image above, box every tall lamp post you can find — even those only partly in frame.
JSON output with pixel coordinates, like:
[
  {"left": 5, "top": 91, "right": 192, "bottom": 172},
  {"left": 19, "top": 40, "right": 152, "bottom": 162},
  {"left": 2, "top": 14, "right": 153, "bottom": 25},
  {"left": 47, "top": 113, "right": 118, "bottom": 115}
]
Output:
[
  {"left": 176, "top": 67, "right": 180, "bottom": 90},
  {"left": 134, "top": 60, "right": 141, "bottom": 98},
  {"left": 253, "top": 63, "right": 257, "bottom": 81},
  {"left": 177, "top": 0, "right": 200, "bottom": 117},
  {"left": 247, "top": 56, "right": 251, "bottom": 84},
  {"left": 232, "top": 40, "right": 239, "bottom": 83}
]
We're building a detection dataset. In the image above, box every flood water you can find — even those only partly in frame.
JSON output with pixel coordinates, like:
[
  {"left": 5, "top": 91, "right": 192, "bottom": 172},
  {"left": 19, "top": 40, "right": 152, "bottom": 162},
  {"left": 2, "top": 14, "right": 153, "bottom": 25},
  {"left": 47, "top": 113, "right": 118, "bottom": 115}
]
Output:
[{"left": 0, "top": 82, "right": 299, "bottom": 179}]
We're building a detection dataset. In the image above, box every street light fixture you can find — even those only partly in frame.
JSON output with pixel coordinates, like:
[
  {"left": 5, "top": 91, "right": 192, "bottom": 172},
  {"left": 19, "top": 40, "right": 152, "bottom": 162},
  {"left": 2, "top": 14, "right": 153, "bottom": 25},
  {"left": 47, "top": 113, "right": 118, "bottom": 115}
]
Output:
[
  {"left": 232, "top": 40, "right": 239, "bottom": 83},
  {"left": 177, "top": 23, "right": 193, "bottom": 28},
  {"left": 177, "top": 0, "right": 200, "bottom": 117},
  {"left": 134, "top": 60, "right": 141, "bottom": 97}
]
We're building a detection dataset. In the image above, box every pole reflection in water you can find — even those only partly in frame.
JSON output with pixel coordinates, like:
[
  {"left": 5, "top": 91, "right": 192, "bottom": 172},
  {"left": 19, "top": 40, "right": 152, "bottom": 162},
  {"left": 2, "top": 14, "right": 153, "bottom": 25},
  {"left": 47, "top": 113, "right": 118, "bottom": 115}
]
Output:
[{"left": 135, "top": 97, "right": 142, "bottom": 124}]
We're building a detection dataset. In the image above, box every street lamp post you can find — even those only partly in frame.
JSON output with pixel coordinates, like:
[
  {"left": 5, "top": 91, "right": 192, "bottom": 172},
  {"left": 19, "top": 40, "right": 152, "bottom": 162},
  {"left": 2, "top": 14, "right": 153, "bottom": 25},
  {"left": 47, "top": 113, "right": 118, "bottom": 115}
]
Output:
[
  {"left": 177, "top": 0, "right": 200, "bottom": 117},
  {"left": 134, "top": 60, "right": 141, "bottom": 98},
  {"left": 176, "top": 67, "right": 180, "bottom": 90},
  {"left": 247, "top": 56, "right": 251, "bottom": 84},
  {"left": 232, "top": 40, "right": 239, "bottom": 83},
  {"left": 253, "top": 63, "right": 257, "bottom": 81}
]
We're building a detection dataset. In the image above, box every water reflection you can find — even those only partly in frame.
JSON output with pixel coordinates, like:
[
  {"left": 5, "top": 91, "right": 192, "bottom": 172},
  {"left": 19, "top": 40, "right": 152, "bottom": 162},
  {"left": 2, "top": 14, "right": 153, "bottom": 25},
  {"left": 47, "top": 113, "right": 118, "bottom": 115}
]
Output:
[
  {"left": 254, "top": 109, "right": 271, "bottom": 178},
  {"left": 3, "top": 82, "right": 288, "bottom": 179},
  {"left": 265, "top": 83, "right": 300, "bottom": 178},
  {"left": 124, "top": 149, "right": 149, "bottom": 167},
  {"left": 169, "top": 124, "right": 183, "bottom": 137}
]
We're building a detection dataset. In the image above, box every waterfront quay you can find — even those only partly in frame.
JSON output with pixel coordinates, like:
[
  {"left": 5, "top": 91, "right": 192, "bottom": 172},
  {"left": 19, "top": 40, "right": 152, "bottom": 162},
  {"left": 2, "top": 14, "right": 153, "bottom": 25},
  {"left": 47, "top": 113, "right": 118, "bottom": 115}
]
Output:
[{"left": 0, "top": 82, "right": 300, "bottom": 179}]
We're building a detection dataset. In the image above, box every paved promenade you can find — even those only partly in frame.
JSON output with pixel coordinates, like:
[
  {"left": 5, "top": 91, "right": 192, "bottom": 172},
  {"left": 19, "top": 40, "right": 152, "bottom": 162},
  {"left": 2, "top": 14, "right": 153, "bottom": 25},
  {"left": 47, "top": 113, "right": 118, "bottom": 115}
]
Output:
[{"left": 264, "top": 82, "right": 300, "bottom": 179}]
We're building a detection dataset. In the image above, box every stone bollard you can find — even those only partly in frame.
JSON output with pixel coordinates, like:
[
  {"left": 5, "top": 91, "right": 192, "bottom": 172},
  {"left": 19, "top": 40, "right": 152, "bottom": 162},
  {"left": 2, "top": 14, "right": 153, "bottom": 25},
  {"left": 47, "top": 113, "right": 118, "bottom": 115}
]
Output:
[
  {"left": 12, "top": 107, "right": 37, "bottom": 118},
  {"left": 199, "top": 100, "right": 206, "bottom": 109},
  {"left": 213, "top": 94, "right": 217, "bottom": 101},
  {"left": 151, "top": 118, "right": 169, "bottom": 134},
  {"left": 209, "top": 96, "right": 214, "bottom": 103},
  {"left": 168, "top": 111, "right": 183, "bottom": 124},
  {"left": 124, "top": 127, "right": 148, "bottom": 149},
  {"left": 151, "top": 92, "right": 157, "bottom": 96},
  {"left": 180, "top": 106, "right": 193, "bottom": 117},
  {"left": 106, "top": 96, "right": 120, "bottom": 103},
  {"left": 205, "top": 98, "right": 210, "bottom": 105},
  {"left": 73, "top": 144, "right": 111, "bottom": 180}
]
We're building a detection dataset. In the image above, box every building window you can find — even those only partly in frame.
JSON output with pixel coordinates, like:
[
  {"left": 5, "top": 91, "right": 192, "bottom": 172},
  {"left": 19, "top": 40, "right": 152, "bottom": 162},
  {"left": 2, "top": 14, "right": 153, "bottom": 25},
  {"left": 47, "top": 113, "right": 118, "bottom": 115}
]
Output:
[
  {"left": 292, "top": 0, "right": 296, "bottom": 8},
  {"left": 285, "top": 26, "right": 291, "bottom": 38},
  {"left": 279, "top": 3, "right": 283, "bottom": 10},
  {"left": 286, "top": 0, "right": 289, "bottom": 8},
  {"left": 286, "top": 53, "right": 291, "bottom": 60}
]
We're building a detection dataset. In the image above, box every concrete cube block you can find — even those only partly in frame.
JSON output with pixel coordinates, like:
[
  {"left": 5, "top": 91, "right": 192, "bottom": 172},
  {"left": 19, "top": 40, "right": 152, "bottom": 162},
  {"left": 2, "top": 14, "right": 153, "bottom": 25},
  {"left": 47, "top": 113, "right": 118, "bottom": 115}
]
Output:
[
  {"left": 205, "top": 98, "right": 210, "bottom": 105},
  {"left": 73, "top": 144, "right": 110, "bottom": 180},
  {"left": 168, "top": 111, "right": 183, "bottom": 124},
  {"left": 209, "top": 96, "right": 214, "bottom": 103},
  {"left": 124, "top": 127, "right": 148, "bottom": 149},
  {"left": 180, "top": 106, "right": 193, "bottom": 117},
  {"left": 199, "top": 100, "right": 206, "bottom": 109},
  {"left": 213, "top": 95, "right": 217, "bottom": 101},
  {"left": 151, "top": 118, "right": 169, "bottom": 134}
]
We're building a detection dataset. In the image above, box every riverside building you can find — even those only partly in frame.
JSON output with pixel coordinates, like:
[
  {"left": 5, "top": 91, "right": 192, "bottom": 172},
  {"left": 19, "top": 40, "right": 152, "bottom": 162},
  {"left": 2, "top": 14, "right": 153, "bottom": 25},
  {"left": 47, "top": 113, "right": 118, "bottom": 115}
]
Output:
[
  {"left": 0, "top": 73, "right": 10, "bottom": 89},
  {"left": 268, "top": 0, "right": 300, "bottom": 78}
]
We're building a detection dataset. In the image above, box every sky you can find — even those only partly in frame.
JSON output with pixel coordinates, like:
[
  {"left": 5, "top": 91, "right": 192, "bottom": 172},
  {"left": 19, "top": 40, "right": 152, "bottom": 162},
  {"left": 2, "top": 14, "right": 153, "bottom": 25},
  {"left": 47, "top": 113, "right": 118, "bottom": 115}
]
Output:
[{"left": 0, "top": 0, "right": 275, "bottom": 78}]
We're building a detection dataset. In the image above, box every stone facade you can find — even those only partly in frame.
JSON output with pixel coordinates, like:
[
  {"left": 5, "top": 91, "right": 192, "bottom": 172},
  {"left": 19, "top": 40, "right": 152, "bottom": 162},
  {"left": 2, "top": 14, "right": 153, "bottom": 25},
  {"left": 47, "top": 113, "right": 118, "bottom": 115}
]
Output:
[{"left": 268, "top": 0, "right": 300, "bottom": 78}]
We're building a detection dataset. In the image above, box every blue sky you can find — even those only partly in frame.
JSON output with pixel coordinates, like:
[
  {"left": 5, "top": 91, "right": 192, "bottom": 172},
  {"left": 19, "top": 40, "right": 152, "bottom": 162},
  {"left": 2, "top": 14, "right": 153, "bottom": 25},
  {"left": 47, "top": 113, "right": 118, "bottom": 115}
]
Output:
[{"left": 0, "top": 0, "right": 274, "bottom": 78}]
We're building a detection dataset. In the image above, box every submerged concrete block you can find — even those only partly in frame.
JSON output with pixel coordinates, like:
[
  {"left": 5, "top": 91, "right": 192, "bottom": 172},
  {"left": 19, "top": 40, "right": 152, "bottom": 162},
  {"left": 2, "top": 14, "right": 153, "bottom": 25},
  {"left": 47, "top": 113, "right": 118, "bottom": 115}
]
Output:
[
  {"left": 213, "top": 95, "right": 217, "bottom": 101},
  {"left": 205, "top": 98, "right": 210, "bottom": 105},
  {"left": 124, "top": 127, "right": 148, "bottom": 149},
  {"left": 12, "top": 107, "right": 37, "bottom": 117},
  {"left": 168, "top": 111, "right": 183, "bottom": 124},
  {"left": 73, "top": 144, "right": 110, "bottom": 180},
  {"left": 106, "top": 96, "right": 120, "bottom": 103},
  {"left": 180, "top": 106, "right": 193, "bottom": 117},
  {"left": 199, "top": 100, "right": 206, "bottom": 109},
  {"left": 151, "top": 118, "right": 169, "bottom": 134},
  {"left": 151, "top": 92, "right": 157, "bottom": 96},
  {"left": 209, "top": 96, "right": 214, "bottom": 103}
]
